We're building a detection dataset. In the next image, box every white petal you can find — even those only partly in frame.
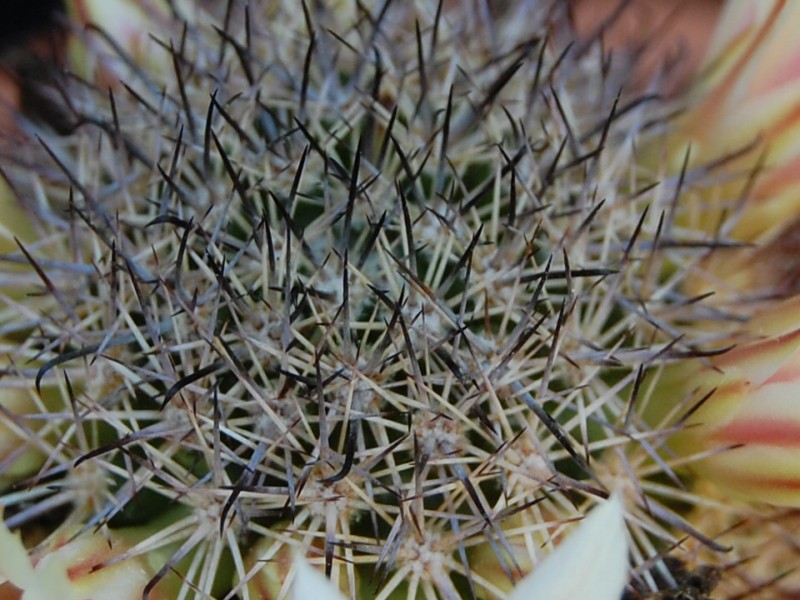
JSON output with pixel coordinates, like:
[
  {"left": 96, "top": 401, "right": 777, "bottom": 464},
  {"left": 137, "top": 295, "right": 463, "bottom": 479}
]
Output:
[
  {"left": 292, "top": 557, "right": 346, "bottom": 600},
  {"left": 24, "top": 554, "right": 77, "bottom": 600},
  {"left": 507, "top": 493, "right": 628, "bottom": 600},
  {"left": 0, "top": 510, "right": 75, "bottom": 600},
  {"left": 0, "top": 510, "right": 37, "bottom": 590}
]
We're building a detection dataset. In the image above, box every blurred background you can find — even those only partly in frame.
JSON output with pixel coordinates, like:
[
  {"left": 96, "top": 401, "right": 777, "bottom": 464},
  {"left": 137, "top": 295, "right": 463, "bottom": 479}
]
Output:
[
  {"left": 0, "top": 0, "right": 723, "bottom": 135},
  {"left": 0, "top": 0, "right": 66, "bottom": 134}
]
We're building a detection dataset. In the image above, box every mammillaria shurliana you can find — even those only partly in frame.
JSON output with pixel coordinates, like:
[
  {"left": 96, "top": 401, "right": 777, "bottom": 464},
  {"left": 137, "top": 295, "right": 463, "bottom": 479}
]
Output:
[{"left": 0, "top": 0, "right": 775, "bottom": 598}]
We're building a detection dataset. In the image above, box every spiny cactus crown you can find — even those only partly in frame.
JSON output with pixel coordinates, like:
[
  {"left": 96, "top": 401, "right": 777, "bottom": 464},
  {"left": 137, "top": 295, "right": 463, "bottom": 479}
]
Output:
[{"left": 0, "top": 1, "right": 717, "bottom": 598}]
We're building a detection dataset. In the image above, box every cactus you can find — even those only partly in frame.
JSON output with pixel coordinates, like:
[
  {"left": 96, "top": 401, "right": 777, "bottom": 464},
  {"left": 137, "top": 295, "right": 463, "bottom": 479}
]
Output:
[{"left": 0, "top": 1, "right": 735, "bottom": 598}]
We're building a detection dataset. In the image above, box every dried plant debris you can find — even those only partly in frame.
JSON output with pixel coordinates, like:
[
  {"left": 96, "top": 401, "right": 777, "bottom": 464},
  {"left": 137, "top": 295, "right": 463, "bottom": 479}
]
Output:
[{"left": 626, "top": 557, "right": 721, "bottom": 600}]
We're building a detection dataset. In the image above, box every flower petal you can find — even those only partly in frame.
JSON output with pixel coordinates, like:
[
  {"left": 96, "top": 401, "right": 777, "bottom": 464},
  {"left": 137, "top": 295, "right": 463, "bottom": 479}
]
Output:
[
  {"left": 292, "top": 557, "right": 346, "bottom": 600},
  {"left": 507, "top": 493, "right": 628, "bottom": 600},
  {"left": 0, "top": 509, "right": 75, "bottom": 600}
]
